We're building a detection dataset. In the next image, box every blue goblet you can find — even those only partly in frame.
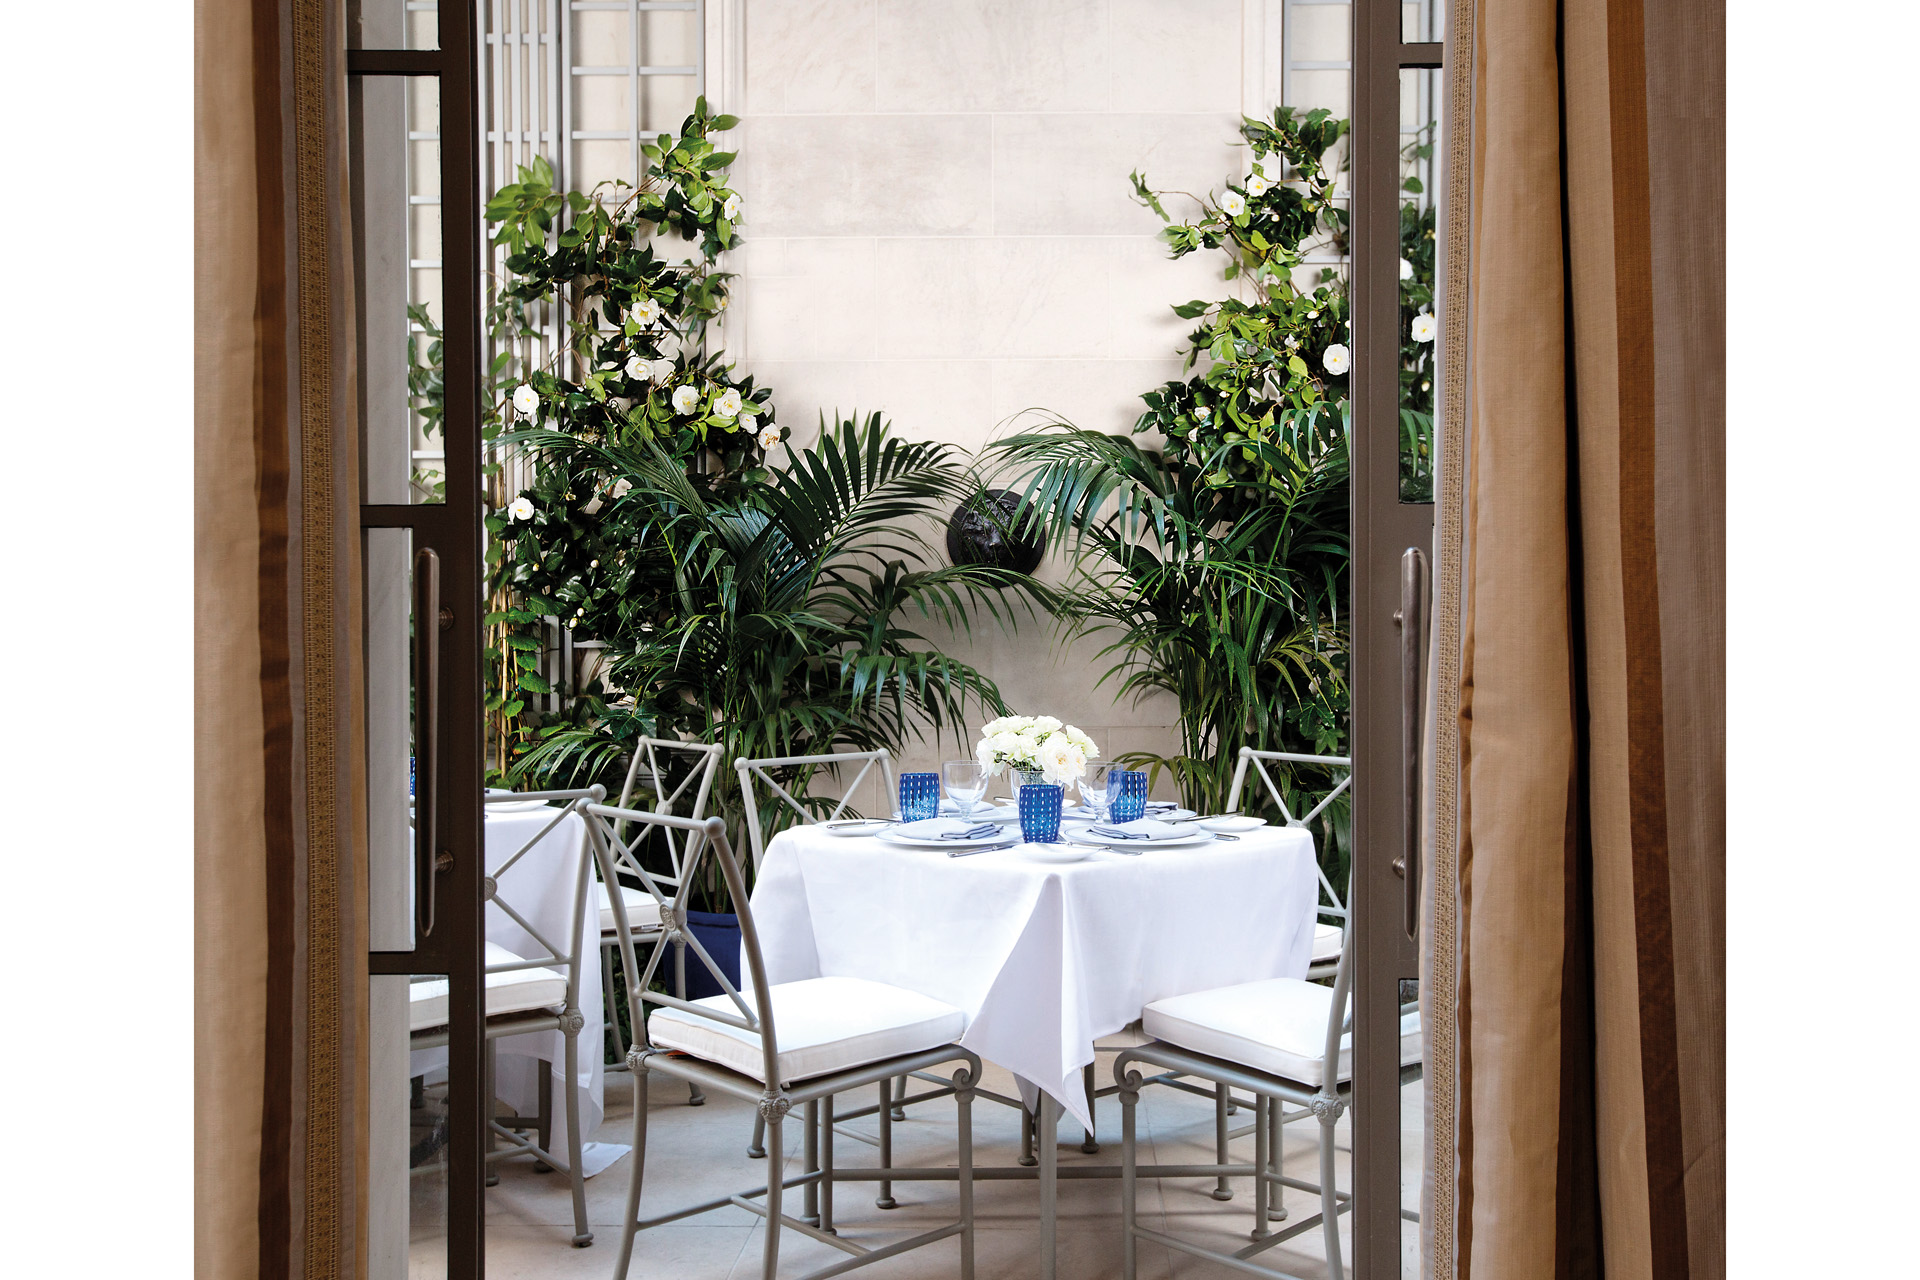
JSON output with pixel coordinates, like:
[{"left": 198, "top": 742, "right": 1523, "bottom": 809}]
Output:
[
  {"left": 898, "top": 772, "right": 940, "bottom": 822},
  {"left": 1109, "top": 769, "right": 1148, "bottom": 823},
  {"left": 1018, "top": 783, "right": 1064, "bottom": 844}
]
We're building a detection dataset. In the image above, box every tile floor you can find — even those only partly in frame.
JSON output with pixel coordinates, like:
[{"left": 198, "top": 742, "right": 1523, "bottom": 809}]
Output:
[{"left": 413, "top": 1038, "right": 1423, "bottom": 1279}]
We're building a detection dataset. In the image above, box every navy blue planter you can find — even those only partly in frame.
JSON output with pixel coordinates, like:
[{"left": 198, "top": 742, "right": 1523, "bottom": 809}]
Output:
[{"left": 683, "top": 910, "right": 741, "bottom": 1000}]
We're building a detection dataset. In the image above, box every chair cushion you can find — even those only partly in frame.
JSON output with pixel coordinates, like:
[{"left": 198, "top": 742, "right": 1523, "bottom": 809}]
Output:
[
  {"left": 598, "top": 883, "right": 665, "bottom": 934},
  {"left": 1311, "top": 922, "right": 1344, "bottom": 964},
  {"left": 1142, "top": 977, "right": 1422, "bottom": 1088},
  {"left": 648, "top": 976, "right": 966, "bottom": 1084},
  {"left": 408, "top": 942, "right": 569, "bottom": 1033}
]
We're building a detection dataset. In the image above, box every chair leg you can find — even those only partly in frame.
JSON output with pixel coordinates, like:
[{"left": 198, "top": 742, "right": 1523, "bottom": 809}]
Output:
[
  {"left": 611, "top": 1058, "right": 651, "bottom": 1280},
  {"left": 1268, "top": 1098, "right": 1287, "bottom": 1221},
  {"left": 1251, "top": 1095, "right": 1271, "bottom": 1241},
  {"left": 1120, "top": 1071, "right": 1139, "bottom": 1280},
  {"left": 875, "top": 1077, "right": 898, "bottom": 1210},
  {"left": 818, "top": 1092, "right": 837, "bottom": 1235},
  {"left": 601, "top": 939, "right": 625, "bottom": 1069},
  {"left": 748, "top": 1112, "right": 767, "bottom": 1158},
  {"left": 563, "top": 1027, "right": 592, "bottom": 1247},
  {"left": 483, "top": 1040, "right": 500, "bottom": 1188},
  {"left": 802, "top": 1099, "right": 820, "bottom": 1227},
  {"left": 673, "top": 938, "right": 704, "bottom": 1107},
  {"left": 760, "top": 1108, "right": 785, "bottom": 1280},
  {"left": 956, "top": 1065, "right": 976, "bottom": 1280},
  {"left": 891, "top": 1074, "right": 908, "bottom": 1121},
  {"left": 1019, "top": 1102, "right": 1037, "bottom": 1166},
  {"left": 534, "top": 1061, "right": 554, "bottom": 1171},
  {"left": 1321, "top": 1106, "right": 1344, "bottom": 1280},
  {"left": 1081, "top": 1061, "right": 1099, "bottom": 1153},
  {"left": 1211, "top": 1082, "right": 1233, "bottom": 1200}
]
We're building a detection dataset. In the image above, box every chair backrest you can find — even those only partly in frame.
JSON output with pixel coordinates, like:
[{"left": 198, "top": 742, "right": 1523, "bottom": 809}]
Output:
[
  {"left": 733, "top": 748, "right": 895, "bottom": 869},
  {"left": 585, "top": 804, "right": 784, "bottom": 1087},
  {"left": 1226, "top": 748, "right": 1352, "bottom": 925},
  {"left": 477, "top": 787, "right": 605, "bottom": 1015},
  {"left": 606, "top": 737, "right": 726, "bottom": 897}
]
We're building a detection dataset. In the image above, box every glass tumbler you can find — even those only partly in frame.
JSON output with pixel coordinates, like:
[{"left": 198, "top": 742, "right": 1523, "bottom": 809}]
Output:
[
  {"left": 1018, "top": 783, "right": 1064, "bottom": 843},
  {"left": 898, "top": 772, "right": 940, "bottom": 822},
  {"left": 1109, "top": 769, "right": 1148, "bottom": 823}
]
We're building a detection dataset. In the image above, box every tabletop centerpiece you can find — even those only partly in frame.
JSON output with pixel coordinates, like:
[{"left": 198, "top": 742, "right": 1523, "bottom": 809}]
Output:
[{"left": 974, "top": 715, "right": 1099, "bottom": 799}]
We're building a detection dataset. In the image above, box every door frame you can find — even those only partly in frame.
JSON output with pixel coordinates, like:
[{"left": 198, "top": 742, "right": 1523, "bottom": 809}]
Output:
[
  {"left": 1351, "top": 2, "right": 1443, "bottom": 1271},
  {"left": 352, "top": 4, "right": 488, "bottom": 1273}
]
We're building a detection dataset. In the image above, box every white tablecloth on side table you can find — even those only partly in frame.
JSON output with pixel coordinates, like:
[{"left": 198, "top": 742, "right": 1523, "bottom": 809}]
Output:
[
  {"left": 411, "top": 806, "right": 620, "bottom": 1172},
  {"left": 748, "top": 826, "right": 1319, "bottom": 1130}
]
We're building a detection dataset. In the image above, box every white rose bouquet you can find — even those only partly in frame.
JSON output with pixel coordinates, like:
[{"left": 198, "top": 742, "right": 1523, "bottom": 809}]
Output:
[{"left": 975, "top": 715, "right": 1099, "bottom": 785}]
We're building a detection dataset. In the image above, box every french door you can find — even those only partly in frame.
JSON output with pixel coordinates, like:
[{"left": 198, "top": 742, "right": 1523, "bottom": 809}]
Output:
[
  {"left": 349, "top": 2, "right": 490, "bottom": 1275},
  {"left": 1351, "top": 0, "right": 1442, "bottom": 1273}
]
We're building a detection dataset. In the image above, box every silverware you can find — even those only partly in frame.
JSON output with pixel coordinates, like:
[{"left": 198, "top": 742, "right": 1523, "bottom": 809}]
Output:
[
  {"left": 946, "top": 840, "right": 1018, "bottom": 858},
  {"left": 1211, "top": 833, "right": 1241, "bottom": 842},
  {"left": 824, "top": 818, "right": 895, "bottom": 830}
]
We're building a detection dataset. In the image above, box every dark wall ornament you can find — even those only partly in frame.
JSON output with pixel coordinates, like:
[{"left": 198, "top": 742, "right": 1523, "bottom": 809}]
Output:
[{"left": 945, "top": 488, "right": 1047, "bottom": 574}]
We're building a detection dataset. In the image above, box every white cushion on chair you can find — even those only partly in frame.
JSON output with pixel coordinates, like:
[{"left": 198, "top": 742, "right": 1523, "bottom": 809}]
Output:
[
  {"left": 1311, "top": 923, "right": 1344, "bottom": 965},
  {"left": 1142, "top": 977, "right": 1422, "bottom": 1088},
  {"left": 408, "top": 942, "right": 569, "bottom": 1033},
  {"left": 598, "top": 883, "right": 665, "bottom": 934},
  {"left": 648, "top": 976, "right": 966, "bottom": 1083}
]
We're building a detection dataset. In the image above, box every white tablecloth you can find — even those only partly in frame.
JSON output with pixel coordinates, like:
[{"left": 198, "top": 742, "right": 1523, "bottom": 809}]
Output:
[
  {"left": 411, "top": 806, "right": 613, "bottom": 1164},
  {"left": 748, "top": 826, "right": 1319, "bottom": 1131}
]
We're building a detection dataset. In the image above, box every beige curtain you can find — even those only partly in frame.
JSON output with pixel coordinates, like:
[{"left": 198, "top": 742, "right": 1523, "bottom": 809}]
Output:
[
  {"left": 1426, "top": 0, "right": 1723, "bottom": 1276},
  {"left": 195, "top": 0, "right": 365, "bottom": 1275}
]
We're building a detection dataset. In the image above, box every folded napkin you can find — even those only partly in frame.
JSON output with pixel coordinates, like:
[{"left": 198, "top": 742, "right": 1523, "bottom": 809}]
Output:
[
  {"left": 1087, "top": 818, "right": 1181, "bottom": 841},
  {"left": 1144, "top": 800, "right": 1179, "bottom": 813},
  {"left": 897, "top": 817, "right": 1000, "bottom": 840}
]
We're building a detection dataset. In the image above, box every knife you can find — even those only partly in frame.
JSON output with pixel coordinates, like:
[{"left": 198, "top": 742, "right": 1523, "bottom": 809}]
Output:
[{"left": 946, "top": 840, "right": 1018, "bottom": 858}]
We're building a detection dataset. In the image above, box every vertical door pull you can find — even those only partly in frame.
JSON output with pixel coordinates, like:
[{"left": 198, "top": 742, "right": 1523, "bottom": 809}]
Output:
[
  {"left": 413, "top": 546, "right": 443, "bottom": 936},
  {"left": 1394, "top": 547, "right": 1428, "bottom": 941}
]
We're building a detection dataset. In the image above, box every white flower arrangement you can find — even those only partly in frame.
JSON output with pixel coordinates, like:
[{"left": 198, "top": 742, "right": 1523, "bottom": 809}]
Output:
[{"left": 974, "top": 715, "right": 1099, "bottom": 785}]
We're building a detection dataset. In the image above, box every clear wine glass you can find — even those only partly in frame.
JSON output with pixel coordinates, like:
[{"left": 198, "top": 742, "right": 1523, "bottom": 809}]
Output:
[
  {"left": 944, "top": 760, "right": 989, "bottom": 822},
  {"left": 1079, "top": 761, "right": 1112, "bottom": 821}
]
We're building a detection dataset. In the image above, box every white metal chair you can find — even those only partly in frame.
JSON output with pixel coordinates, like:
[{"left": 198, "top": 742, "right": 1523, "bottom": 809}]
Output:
[
  {"left": 597, "top": 737, "right": 725, "bottom": 1089},
  {"left": 593, "top": 805, "right": 981, "bottom": 1280},
  {"left": 734, "top": 747, "right": 896, "bottom": 871},
  {"left": 408, "top": 787, "right": 603, "bottom": 1247},
  {"left": 1112, "top": 909, "right": 1422, "bottom": 1279},
  {"left": 1227, "top": 749, "right": 1354, "bottom": 979}
]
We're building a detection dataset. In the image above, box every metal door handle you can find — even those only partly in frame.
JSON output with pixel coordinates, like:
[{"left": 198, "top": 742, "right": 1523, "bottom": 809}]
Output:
[
  {"left": 413, "top": 546, "right": 443, "bottom": 937},
  {"left": 1393, "top": 546, "right": 1429, "bottom": 941}
]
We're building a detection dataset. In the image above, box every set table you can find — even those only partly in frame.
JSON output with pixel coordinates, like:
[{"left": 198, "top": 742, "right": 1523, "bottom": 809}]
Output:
[{"left": 748, "top": 820, "right": 1319, "bottom": 1276}]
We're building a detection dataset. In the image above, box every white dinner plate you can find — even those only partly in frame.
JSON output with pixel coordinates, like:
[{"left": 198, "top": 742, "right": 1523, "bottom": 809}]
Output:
[
  {"left": 1065, "top": 804, "right": 1199, "bottom": 822},
  {"left": 1019, "top": 843, "right": 1091, "bottom": 864},
  {"left": 1064, "top": 827, "right": 1214, "bottom": 851},
  {"left": 877, "top": 827, "right": 1011, "bottom": 850},
  {"left": 1195, "top": 814, "right": 1268, "bottom": 833}
]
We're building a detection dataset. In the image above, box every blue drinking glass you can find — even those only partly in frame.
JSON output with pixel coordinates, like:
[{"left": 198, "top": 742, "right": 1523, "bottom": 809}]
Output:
[
  {"left": 1109, "top": 769, "right": 1148, "bottom": 823},
  {"left": 1018, "top": 783, "right": 1063, "bottom": 843},
  {"left": 898, "top": 772, "right": 940, "bottom": 822}
]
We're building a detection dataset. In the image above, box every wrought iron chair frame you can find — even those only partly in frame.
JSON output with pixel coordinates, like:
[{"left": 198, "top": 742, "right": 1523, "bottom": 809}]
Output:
[{"left": 593, "top": 804, "right": 981, "bottom": 1280}]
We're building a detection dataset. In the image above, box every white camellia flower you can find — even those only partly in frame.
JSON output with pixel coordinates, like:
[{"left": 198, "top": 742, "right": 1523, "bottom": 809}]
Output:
[
  {"left": 1218, "top": 190, "right": 1247, "bottom": 218},
  {"left": 1322, "top": 343, "right": 1352, "bottom": 375},
  {"left": 1194, "top": 404, "right": 1211, "bottom": 421},
  {"left": 1285, "top": 335, "right": 1300, "bottom": 350},
  {"left": 630, "top": 297, "right": 662, "bottom": 328},
  {"left": 650, "top": 357, "right": 675, "bottom": 383},
  {"left": 713, "top": 388, "right": 743, "bottom": 419},
  {"left": 1400, "top": 257, "right": 1415, "bottom": 282},
  {"left": 1410, "top": 312, "right": 1438, "bottom": 343},
  {"left": 722, "top": 193, "right": 742, "bottom": 221},
  {"left": 511, "top": 383, "right": 540, "bottom": 416},
  {"left": 671, "top": 384, "right": 701, "bottom": 415},
  {"left": 624, "top": 354, "right": 651, "bottom": 380},
  {"left": 757, "top": 426, "right": 781, "bottom": 451},
  {"left": 507, "top": 496, "right": 535, "bottom": 521},
  {"left": 737, "top": 411, "right": 759, "bottom": 436},
  {"left": 1246, "top": 173, "right": 1271, "bottom": 197}
]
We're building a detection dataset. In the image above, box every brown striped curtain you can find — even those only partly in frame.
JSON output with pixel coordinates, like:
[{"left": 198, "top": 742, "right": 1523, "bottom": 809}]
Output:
[
  {"left": 196, "top": 0, "right": 366, "bottom": 1276},
  {"left": 1424, "top": 0, "right": 1723, "bottom": 1277}
]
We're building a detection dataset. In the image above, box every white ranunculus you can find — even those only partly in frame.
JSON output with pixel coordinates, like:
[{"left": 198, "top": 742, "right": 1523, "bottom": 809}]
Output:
[
  {"left": 1038, "top": 733, "right": 1086, "bottom": 786},
  {"left": 1400, "top": 257, "right": 1415, "bottom": 282},
  {"left": 629, "top": 296, "right": 662, "bottom": 328},
  {"left": 1321, "top": 343, "right": 1351, "bottom": 375},
  {"left": 1033, "top": 716, "right": 1063, "bottom": 734},
  {"left": 671, "top": 384, "right": 700, "bottom": 415},
  {"left": 625, "top": 355, "right": 651, "bottom": 380},
  {"left": 1218, "top": 190, "right": 1247, "bottom": 218},
  {"left": 1410, "top": 312, "right": 1438, "bottom": 343},
  {"left": 507, "top": 496, "right": 535, "bottom": 521},
  {"left": 1246, "top": 173, "right": 1270, "bottom": 197},
  {"left": 1065, "top": 726, "right": 1098, "bottom": 756},
  {"left": 979, "top": 716, "right": 1012, "bottom": 737},
  {"left": 650, "top": 357, "right": 676, "bottom": 383},
  {"left": 757, "top": 426, "right": 781, "bottom": 451},
  {"left": 713, "top": 388, "right": 743, "bottom": 419},
  {"left": 722, "top": 193, "right": 742, "bottom": 221},
  {"left": 511, "top": 383, "right": 540, "bottom": 415},
  {"left": 976, "top": 738, "right": 1001, "bottom": 774}
]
